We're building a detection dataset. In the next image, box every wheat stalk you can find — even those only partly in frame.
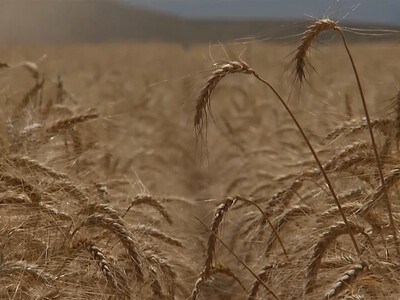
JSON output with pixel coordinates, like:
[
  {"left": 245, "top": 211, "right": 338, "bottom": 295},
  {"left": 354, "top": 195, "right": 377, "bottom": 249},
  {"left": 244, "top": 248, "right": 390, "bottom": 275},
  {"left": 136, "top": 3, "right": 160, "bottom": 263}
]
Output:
[
  {"left": 7, "top": 155, "right": 68, "bottom": 180},
  {"left": 326, "top": 118, "right": 392, "bottom": 141},
  {"left": 294, "top": 18, "right": 398, "bottom": 252},
  {"left": 124, "top": 194, "right": 173, "bottom": 224},
  {"left": 131, "top": 224, "right": 183, "bottom": 248},
  {"left": 195, "top": 59, "right": 361, "bottom": 254},
  {"left": 192, "top": 216, "right": 279, "bottom": 300},
  {"left": 265, "top": 204, "right": 312, "bottom": 257},
  {"left": 72, "top": 214, "right": 143, "bottom": 281}
]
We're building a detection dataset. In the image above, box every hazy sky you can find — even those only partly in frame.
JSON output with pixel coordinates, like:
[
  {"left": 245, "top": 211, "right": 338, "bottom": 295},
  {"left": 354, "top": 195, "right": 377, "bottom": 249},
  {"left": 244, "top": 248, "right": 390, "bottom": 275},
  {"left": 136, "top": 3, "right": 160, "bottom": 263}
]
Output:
[{"left": 128, "top": 0, "right": 400, "bottom": 25}]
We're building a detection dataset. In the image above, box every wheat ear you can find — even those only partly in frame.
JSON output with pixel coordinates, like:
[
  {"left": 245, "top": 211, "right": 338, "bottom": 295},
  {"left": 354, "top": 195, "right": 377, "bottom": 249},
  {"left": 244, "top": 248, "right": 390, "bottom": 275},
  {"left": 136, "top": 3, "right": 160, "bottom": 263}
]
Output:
[
  {"left": 72, "top": 214, "right": 143, "bottom": 281},
  {"left": 293, "top": 19, "right": 337, "bottom": 83},
  {"left": 46, "top": 111, "right": 98, "bottom": 134},
  {"left": 7, "top": 155, "right": 68, "bottom": 180},
  {"left": 194, "top": 61, "right": 254, "bottom": 135},
  {"left": 324, "top": 262, "right": 368, "bottom": 299},
  {"left": 305, "top": 222, "right": 366, "bottom": 294},
  {"left": 72, "top": 239, "right": 119, "bottom": 291},
  {"left": 123, "top": 194, "right": 173, "bottom": 224}
]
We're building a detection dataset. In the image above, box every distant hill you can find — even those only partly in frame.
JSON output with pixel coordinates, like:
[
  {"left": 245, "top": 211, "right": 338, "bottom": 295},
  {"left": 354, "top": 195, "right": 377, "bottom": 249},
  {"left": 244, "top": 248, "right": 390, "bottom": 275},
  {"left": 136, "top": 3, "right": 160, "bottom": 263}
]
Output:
[
  {"left": 130, "top": 0, "right": 400, "bottom": 26},
  {"left": 0, "top": 0, "right": 397, "bottom": 44},
  {"left": 0, "top": 0, "right": 184, "bottom": 43}
]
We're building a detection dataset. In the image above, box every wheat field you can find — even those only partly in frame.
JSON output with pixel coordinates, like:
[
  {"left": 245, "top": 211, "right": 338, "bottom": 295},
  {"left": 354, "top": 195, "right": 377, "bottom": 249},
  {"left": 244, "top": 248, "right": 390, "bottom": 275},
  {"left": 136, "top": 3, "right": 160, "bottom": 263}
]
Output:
[{"left": 1, "top": 21, "right": 400, "bottom": 299}]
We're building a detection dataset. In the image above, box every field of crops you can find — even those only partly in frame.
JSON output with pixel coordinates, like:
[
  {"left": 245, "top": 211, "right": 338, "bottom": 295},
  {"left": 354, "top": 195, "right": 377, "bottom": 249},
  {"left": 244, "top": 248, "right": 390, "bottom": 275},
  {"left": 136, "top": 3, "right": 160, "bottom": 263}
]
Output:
[{"left": 1, "top": 21, "right": 400, "bottom": 299}]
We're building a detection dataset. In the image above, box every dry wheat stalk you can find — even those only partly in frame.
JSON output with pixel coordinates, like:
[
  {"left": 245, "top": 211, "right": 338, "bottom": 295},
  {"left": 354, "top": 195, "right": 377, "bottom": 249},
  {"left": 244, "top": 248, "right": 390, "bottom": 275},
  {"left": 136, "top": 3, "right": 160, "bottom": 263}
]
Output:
[
  {"left": 194, "top": 59, "right": 361, "bottom": 254},
  {"left": 191, "top": 263, "right": 247, "bottom": 299},
  {"left": 0, "top": 173, "right": 42, "bottom": 202},
  {"left": 149, "top": 276, "right": 165, "bottom": 299},
  {"left": 305, "top": 222, "right": 366, "bottom": 294},
  {"left": 203, "top": 197, "right": 237, "bottom": 275},
  {"left": 39, "top": 202, "right": 72, "bottom": 222},
  {"left": 247, "top": 263, "right": 286, "bottom": 300},
  {"left": 230, "top": 211, "right": 259, "bottom": 249},
  {"left": 268, "top": 179, "right": 304, "bottom": 208},
  {"left": 6, "top": 155, "right": 68, "bottom": 180},
  {"left": 323, "top": 142, "right": 371, "bottom": 172},
  {"left": 360, "top": 168, "right": 400, "bottom": 213},
  {"left": 72, "top": 239, "right": 119, "bottom": 291},
  {"left": 0, "top": 191, "right": 31, "bottom": 204},
  {"left": 190, "top": 198, "right": 239, "bottom": 300},
  {"left": 2, "top": 260, "right": 55, "bottom": 284},
  {"left": 319, "top": 203, "right": 362, "bottom": 221},
  {"left": 4, "top": 228, "right": 47, "bottom": 258},
  {"left": 45, "top": 179, "right": 90, "bottom": 202},
  {"left": 194, "top": 61, "right": 255, "bottom": 134},
  {"left": 16, "top": 79, "right": 45, "bottom": 114},
  {"left": 79, "top": 202, "right": 123, "bottom": 223},
  {"left": 226, "top": 195, "right": 288, "bottom": 257},
  {"left": 35, "top": 289, "right": 61, "bottom": 300},
  {"left": 294, "top": 19, "right": 397, "bottom": 250},
  {"left": 326, "top": 118, "right": 392, "bottom": 141},
  {"left": 319, "top": 203, "right": 384, "bottom": 234},
  {"left": 324, "top": 262, "right": 368, "bottom": 299},
  {"left": 124, "top": 194, "right": 173, "bottom": 224},
  {"left": 265, "top": 204, "right": 312, "bottom": 256},
  {"left": 101, "top": 178, "right": 131, "bottom": 188},
  {"left": 73, "top": 214, "right": 143, "bottom": 281},
  {"left": 293, "top": 19, "right": 338, "bottom": 83},
  {"left": 131, "top": 224, "right": 183, "bottom": 248},
  {"left": 144, "top": 248, "right": 180, "bottom": 299},
  {"left": 337, "top": 188, "right": 368, "bottom": 203},
  {"left": 275, "top": 142, "right": 373, "bottom": 185},
  {"left": 331, "top": 156, "right": 374, "bottom": 175},
  {"left": 193, "top": 217, "right": 279, "bottom": 300},
  {"left": 46, "top": 112, "right": 98, "bottom": 134},
  {"left": 212, "top": 264, "right": 248, "bottom": 293}
]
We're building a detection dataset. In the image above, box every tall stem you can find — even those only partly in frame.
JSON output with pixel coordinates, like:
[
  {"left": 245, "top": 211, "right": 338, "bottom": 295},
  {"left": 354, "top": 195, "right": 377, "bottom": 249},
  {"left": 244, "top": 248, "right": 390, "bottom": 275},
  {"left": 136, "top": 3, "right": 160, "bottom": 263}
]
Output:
[
  {"left": 251, "top": 72, "right": 361, "bottom": 256},
  {"left": 337, "top": 29, "right": 399, "bottom": 253}
]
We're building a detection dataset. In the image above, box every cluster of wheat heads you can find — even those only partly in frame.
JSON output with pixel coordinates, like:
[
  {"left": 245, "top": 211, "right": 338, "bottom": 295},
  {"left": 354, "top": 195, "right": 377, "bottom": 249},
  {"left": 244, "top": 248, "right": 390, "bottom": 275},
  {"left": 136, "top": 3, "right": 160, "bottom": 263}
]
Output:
[
  {"left": 192, "top": 19, "right": 400, "bottom": 299},
  {"left": 0, "top": 62, "right": 190, "bottom": 299}
]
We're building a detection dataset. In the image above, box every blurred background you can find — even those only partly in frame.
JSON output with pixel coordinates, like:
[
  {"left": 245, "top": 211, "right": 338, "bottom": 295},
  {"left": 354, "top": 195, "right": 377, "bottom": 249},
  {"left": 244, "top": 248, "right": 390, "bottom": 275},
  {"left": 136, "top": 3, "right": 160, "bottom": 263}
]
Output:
[{"left": 0, "top": 0, "right": 399, "bottom": 44}]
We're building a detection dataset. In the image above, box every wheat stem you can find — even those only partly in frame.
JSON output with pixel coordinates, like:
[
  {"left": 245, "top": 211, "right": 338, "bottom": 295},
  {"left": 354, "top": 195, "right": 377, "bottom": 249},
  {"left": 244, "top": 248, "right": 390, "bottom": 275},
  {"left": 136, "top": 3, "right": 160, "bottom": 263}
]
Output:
[
  {"left": 336, "top": 28, "right": 399, "bottom": 254},
  {"left": 195, "top": 216, "right": 280, "bottom": 300},
  {"left": 251, "top": 71, "right": 361, "bottom": 255}
]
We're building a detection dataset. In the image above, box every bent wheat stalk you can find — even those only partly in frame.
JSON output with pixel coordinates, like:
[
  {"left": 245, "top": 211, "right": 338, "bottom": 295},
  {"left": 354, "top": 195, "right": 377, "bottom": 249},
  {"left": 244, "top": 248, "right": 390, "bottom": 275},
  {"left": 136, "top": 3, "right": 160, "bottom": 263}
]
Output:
[
  {"left": 194, "top": 216, "right": 280, "bottom": 300},
  {"left": 294, "top": 18, "right": 398, "bottom": 253},
  {"left": 195, "top": 60, "right": 360, "bottom": 254}
]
